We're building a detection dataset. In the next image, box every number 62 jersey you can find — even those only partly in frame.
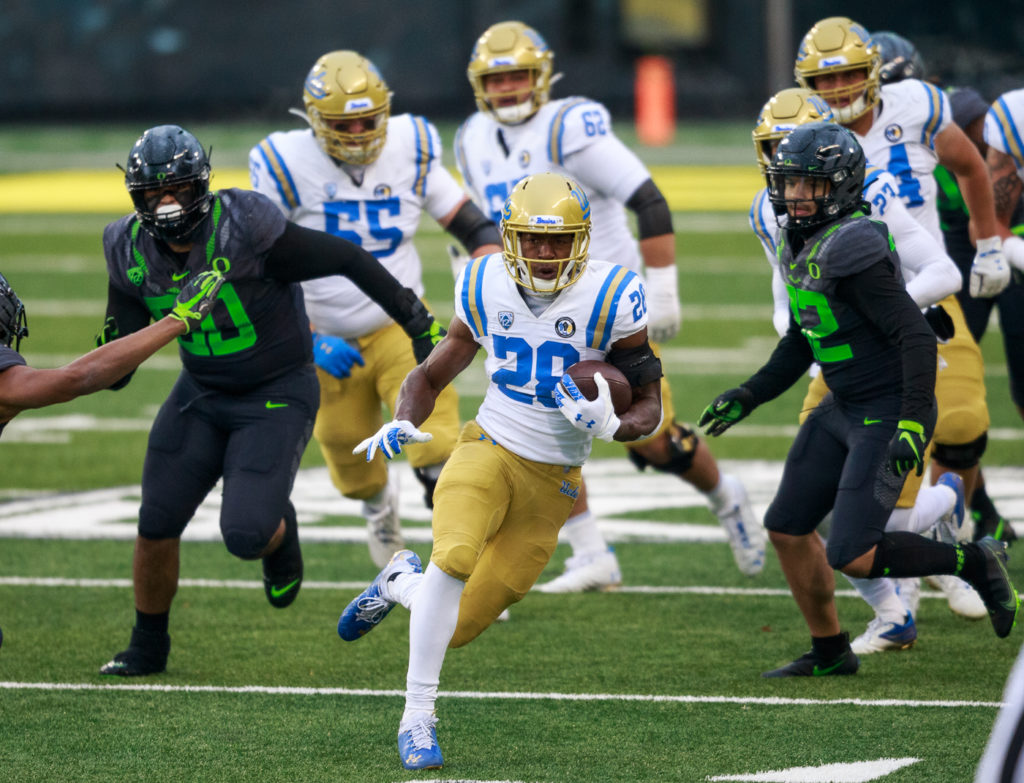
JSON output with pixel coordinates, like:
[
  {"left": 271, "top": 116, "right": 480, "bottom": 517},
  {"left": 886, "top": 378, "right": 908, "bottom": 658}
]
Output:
[{"left": 455, "top": 253, "right": 648, "bottom": 467}]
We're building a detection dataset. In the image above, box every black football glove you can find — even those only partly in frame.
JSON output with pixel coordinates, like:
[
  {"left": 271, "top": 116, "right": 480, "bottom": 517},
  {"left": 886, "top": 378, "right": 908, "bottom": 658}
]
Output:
[
  {"left": 698, "top": 386, "right": 756, "bottom": 437},
  {"left": 411, "top": 318, "right": 447, "bottom": 364},
  {"left": 923, "top": 304, "right": 955, "bottom": 342},
  {"left": 95, "top": 315, "right": 119, "bottom": 347},
  {"left": 887, "top": 419, "right": 928, "bottom": 477}
]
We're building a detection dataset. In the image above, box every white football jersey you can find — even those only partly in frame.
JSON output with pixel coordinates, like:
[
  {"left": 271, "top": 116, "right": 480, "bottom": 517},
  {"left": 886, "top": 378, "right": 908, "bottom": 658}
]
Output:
[
  {"left": 249, "top": 115, "right": 467, "bottom": 338},
  {"left": 455, "top": 254, "right": 648, "bottom": 466},
  {"left": 455, "top": 98, "right": 651, "bottom": 273},
  {"left": 854, "top": 79, "right": 953, "bottom": 243},
  {"left": 749, "top": 164, "right": 960, "bottom": 337},
  {"left": 984, "top": 88, "right": 1024, "bottom": 180}
]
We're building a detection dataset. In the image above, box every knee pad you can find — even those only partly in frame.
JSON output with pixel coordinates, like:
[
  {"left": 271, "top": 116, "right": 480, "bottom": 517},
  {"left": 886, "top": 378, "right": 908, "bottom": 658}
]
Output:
[
  {"left": 222, "top": 527, "right": 272, "bottom": 560},
  {"left": 432, "top": 542, "right": 479, "bottom": 583},
  {"left": 932, "top": 432, "right": 987, "bottom": 470},
  {"left": 629, "top": 422, "right": 699, "bottom": 475}
]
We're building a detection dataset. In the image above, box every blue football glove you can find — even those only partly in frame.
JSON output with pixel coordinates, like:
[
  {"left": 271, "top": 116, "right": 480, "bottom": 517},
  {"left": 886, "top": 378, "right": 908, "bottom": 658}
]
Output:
[
  {"left": 887, "top": 419, "right": 928, "bottom": 477},
  {"left": 312, "top": 333, "right": 364, "bottom": 379},
  {"left": 353, "top": 419, "right": 433, "bottom": 462},
  {"left": 554, "top": 373, "right": 621, "bottom": 442},
  {"left": 698, "top": 386, "right": 756, "bottom": 437}
]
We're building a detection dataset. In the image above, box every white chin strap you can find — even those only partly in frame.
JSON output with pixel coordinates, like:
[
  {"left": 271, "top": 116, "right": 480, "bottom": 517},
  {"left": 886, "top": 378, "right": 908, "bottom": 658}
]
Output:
[
  {"left": 833, "top": 94, "right": 871, "bottom": 124},
  {"left": 494, "top": 100, "right": 536, "bottom": 124}
]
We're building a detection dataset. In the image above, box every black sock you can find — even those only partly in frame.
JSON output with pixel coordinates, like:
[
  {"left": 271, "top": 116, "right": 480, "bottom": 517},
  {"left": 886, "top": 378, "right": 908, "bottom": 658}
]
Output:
[
  {"left": 811, "top": 632, "right": 849, "bottom": 660},
  {"left": 867, "top": 532, "right": 959, "bottom": 578},
  {"left": 971, "top": 484, "right": 999, "bottom": 521},
  {"left": 953, "top": 542, "right": 989, "bottom": 585},
  {"left": 135, "top": 609, "right": 169, "bottom": 635}
]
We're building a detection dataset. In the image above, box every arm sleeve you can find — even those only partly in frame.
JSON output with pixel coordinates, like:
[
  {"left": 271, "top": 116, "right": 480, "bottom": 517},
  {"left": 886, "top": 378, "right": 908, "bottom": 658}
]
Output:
[
  {"left": 264, "top": 222, "right": 434, "bottom": 336},
  {"left": 625, "top": 179, "right": 673, "bottom": 239},
  {"left": 741, "top": 325, "right": 814, "bottom": 406},
  {"left": 838, "top": 261, "right": 937, "bottom": 424}
]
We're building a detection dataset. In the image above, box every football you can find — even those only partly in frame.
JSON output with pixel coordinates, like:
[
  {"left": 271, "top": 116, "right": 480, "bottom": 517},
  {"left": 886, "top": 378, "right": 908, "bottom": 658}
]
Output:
[{"left": 563, "top": 360, "right": 633, "bottom": 414}]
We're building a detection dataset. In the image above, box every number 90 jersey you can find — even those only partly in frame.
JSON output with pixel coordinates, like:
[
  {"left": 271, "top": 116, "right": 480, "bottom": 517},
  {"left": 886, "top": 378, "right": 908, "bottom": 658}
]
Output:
[
  {"left": 455, "top": 97, "right": 651, "bottom": 273},
  {"left": 854, "top": 79, "right": 952, "bottom": 244},
  {"left": 456, "top": 254, "right": 648, "bottom": 466},
  {"left": 249, "top": 116, "right": 467, "bottom": 338}
]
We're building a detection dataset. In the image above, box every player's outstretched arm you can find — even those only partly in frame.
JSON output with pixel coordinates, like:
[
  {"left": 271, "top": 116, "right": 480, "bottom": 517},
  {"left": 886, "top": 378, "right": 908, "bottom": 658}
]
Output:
[{"left": 395, "top": 316, "right": 479, "bottom": 428}]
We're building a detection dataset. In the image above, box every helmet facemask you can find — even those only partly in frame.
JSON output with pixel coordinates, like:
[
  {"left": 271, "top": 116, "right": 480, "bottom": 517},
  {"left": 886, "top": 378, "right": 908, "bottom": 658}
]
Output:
[
  {"left": 468, "top": 22, "right": 554, "bottom": 125},
  {"left": 303, "top": 51, "right": 392, "bottom": 166},
  {"left": 0, "top": 272, "right": 28, "bottom": 351}
]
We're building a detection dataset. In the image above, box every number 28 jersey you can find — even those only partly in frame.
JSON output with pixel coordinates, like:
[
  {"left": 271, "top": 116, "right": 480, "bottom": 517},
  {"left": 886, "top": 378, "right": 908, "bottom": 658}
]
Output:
[{"left": 455, "top": 255, "right": 647, "bottom": 467}]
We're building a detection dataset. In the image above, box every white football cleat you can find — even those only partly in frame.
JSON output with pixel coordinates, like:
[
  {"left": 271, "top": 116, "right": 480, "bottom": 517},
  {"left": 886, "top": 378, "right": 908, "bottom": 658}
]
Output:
[
  {"left": 851, "top": 612, "right": 917, "bottom": 655},
  {"left": 363, "top": 474, "right": 404, "bottom": 569},
  {"left": 712, "top": 474, "right": 766, "bottom": 576},
  {"left": 535, "top": 548, "right": 622, "bottom": 593},
  {"left": 925, "top": 574, "right": 988, "bottom": 619}
]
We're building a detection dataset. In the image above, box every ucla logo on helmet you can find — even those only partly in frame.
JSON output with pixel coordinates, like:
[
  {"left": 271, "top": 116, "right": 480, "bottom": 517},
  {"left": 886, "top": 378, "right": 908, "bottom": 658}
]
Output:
[
  {"left": 345, "top": 98, "right": 373, "bottom": 111},
  {"left": 489, "top": 56, "right": 515, "bottom": 67},
  {"left": 772, "top": 122, "right": 798, "bottom": 134},
  {"left": 884, "top": 124, "right": 904, "bottom": 142},
  {"left": 531, "top": 215, "right": 563, "bottom": 226},
  {"left": 821, "top": 56, "right": 850, "bottom": 67},
  {"left": 304, "top": 67, "right": 328, "bottom": 99},
  {"left": 498, "top": 311, "right": 515, "bottom": 329},
  {"left": 555, "top": 317, "right": 576, "bottom": 338}
]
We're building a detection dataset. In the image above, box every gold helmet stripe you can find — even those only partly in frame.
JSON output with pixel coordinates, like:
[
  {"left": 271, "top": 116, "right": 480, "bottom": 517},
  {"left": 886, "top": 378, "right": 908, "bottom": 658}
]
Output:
[
  {"left": 257, "top": 139, "right": 300, "bottom": 210},
  {"left": 547, "top": 98, "right": 590, "bottom": 165},
  {"left": 586, "top": 266, "right": 633, "bottom": 350},
  {"left": 460, "top": 255, "right": 490, "bottom": 338},
  {"left": 412, "top": 116, "right": 432, "bottom": 198},
  {"left": 991, "top": 97, "right": 1024, "bottom": 167},
  {"left": 921, "top": 82, "right": 945, "bottom": 148}
]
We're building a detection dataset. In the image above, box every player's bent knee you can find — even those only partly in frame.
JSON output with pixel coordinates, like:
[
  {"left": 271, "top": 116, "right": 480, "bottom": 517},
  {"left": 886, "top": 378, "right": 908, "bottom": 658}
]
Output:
[
  {"left": 433, "top": 543, "right": 480, "bottom": 583},
  {"left": 138, "top": 504, "right": 189, "bottom": 540},
  {"left": 222, "top": 525, "right": 274, "bottom": 560},
  {"left": 628, "top": 422, "right": 699, "bottom": 475},
  {"left": 932, "top": 432, "right": 987, "bottom": 470}
]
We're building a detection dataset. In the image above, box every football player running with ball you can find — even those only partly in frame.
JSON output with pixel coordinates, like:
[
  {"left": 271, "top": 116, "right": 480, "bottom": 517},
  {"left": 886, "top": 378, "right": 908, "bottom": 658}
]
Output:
[
  {"left": 453, "top": 20, "right": 764, "bottom": 592},
  {"left": 336, "top": 173, "right": 663, "bottom": 769},
  {"left": 249, "top": 51, "right": 500, "bottom": 569},
  {"left": 701, "top": 122, "right": 1019, "bottom": 678},
  {"left": 98, "top": 125, "right": 446, "bottom": 677}
]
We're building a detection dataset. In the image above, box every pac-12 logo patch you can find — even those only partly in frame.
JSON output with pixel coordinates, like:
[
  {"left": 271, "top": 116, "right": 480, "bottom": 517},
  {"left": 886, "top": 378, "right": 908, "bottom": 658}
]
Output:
[
  {"left": 884, "top": 123, "right": 904, "bottom": 143},
  {"left": 498, "top": 311, "right": 515, "bottom": 329},
  {"left": 555, "top": 317, "right": 576, "bottom": 338}
]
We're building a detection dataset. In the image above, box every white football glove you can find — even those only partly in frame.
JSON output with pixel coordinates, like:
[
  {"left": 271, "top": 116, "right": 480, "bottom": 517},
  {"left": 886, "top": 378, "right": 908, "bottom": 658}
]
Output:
[
  {"left": 644, "top": 265, "right": 681, "bottom": 344},
  {"left": 1003, "top": 235, "right": 1024, "bottom": 274},
  {"left": 353, "top": 419, "right": 433, "bottom": 461},
  {"left": 969, "top": 236, "right": 1011, "bottom": 298},
  {"left": 447, "top": 243, "right": 470, "bottom": 280},
  {"left": 554, "top": 372, "right": 621, "bottom": 442}
]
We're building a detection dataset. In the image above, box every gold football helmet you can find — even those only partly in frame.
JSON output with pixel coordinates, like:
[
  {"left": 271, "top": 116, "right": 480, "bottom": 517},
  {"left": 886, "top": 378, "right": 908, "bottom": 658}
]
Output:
[
  {"left": 794, "top": 17, "right": 881, "bottom": 124},
  {"left": 501, "top": 173, "right": 591, "bottom": 294},
  {"left": 467, "top": 21, "right": 555, "bottom": 124},
  {"left": 302, "top": 50, "right": 392, "bottom": 165},
  {"left": 752, "top": 88, "right": 835, "bottom": 171}
]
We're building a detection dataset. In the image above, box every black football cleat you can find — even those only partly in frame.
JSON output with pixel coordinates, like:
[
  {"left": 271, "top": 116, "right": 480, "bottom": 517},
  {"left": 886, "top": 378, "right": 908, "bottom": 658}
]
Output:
[
  {"left": 262, "top": 501, "right": 303, "bottom": 609},
  {"left": 99, "top": 627, "right": 170, "bottom": 677},
  {"left": 968, "top": 536, "right": 1020, "bottom": 638},
  {"left": 763, "top": 634, "right": 859, "bottom": 678}
]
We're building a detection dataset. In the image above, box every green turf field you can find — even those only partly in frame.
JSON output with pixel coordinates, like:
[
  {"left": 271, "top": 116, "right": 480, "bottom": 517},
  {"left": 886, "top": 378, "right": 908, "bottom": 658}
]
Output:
[{"left": 1, "top": 123, "right": 1022, "bottom": 782}]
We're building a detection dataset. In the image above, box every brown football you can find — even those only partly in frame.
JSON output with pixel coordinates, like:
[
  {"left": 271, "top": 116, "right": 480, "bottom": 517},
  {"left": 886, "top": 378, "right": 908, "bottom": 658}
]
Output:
[{"left": 564, "top": 360, "right": 632, "bottom": 415}]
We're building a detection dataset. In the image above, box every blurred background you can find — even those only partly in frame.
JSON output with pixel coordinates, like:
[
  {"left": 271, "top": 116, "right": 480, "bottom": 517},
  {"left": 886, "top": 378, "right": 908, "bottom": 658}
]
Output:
[{"left": 3, "top": 0, "right": 1023, "bottom": 128}]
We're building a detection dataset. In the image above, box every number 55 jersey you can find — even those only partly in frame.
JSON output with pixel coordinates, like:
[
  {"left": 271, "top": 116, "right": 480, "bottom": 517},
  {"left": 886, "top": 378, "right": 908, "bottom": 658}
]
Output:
[{"left": 455, "top": 253, "right": 648, "bottom": 467}]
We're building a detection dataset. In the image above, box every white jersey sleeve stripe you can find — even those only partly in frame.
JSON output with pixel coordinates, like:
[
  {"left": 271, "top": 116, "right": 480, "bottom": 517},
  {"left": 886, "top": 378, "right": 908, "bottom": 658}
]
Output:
[
  {"left": 920, "top": 81, "right": 944, "bottom": 148},
  {"left": 411, "top": 116, "right": 432, "bottom": 197},
  {"left": 586, "top": 265, "right": 635, "bottom": 350},
  {"left": 547, "top": 98, "right": 589, "bottom": 165},
  {"left": 256, "top": 139, "right": 301, "bottom": 210},
  {"left": 749, "top": 189, "right": 776, "bottom": 253},
  {"left": 461, "top": 255, "right": 491, "bottom": 338},
  {"left": 989, "top": 98, "right": 1024, "bottom": 169}
]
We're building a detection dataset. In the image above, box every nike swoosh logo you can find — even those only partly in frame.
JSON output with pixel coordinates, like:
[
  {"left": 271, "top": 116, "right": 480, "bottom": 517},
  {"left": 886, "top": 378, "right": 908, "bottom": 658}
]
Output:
[
  {"left": 812, "top": 659, "right": 848, "bottom": 676},
  {"left": 171, "top": 271, "right": 189, "bottom": 281},
  {"left": 270, "top": 579, "right": 300, "bottom": 598},
  {"left": 863, "top": 418, "right": 881, "bottom": 425},
  {"left": 266, "top": 401, "right": 288, "bottom": 409}
]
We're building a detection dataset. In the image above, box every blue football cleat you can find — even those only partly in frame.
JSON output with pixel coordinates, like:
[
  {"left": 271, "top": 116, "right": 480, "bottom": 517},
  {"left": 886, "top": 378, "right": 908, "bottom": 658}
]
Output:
[
  {"left": 398, "top": 712, "right": 444, "bottom": 770},
  {"left": 337, "top": 549, "right": 421, "bottom": 641},
  {"left": 935, "top": 472, "right": 966, "bottom": 544}
]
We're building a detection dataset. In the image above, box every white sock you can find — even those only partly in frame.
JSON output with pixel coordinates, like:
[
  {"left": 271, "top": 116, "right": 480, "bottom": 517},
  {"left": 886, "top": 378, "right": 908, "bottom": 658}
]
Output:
[
  {"left": 404, "top": 563, "right": 464, "bottom": 718},
  {"left": 845, "top": 574, "right": 907, "bottom": 620},
  {"left": 562, "top": 510, "right": 607, "bottom": 556},
  {"left": 913, "top": 484, "right": 957, "bottom": 532},
  {"left": 385, "top": 570, "right": 423, "bottom": 611}
]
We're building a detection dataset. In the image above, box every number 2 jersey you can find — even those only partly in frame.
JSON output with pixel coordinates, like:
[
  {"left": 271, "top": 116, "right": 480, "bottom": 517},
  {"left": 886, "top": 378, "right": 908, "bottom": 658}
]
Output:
[
  {"left": 249, "top": 116, "right": 467, "bottom": 338},
  {"left": 455, "top": 97, "right": 651, "bottom": 273},
  {"left": 455, "top": 255, "right": 647, "bottom": 466},
  {"left": 748, "top": 214, "right": 935, "bottom": 422},
  {"left": 102, "top": 188, "right": 312, "bottom": 393}
]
